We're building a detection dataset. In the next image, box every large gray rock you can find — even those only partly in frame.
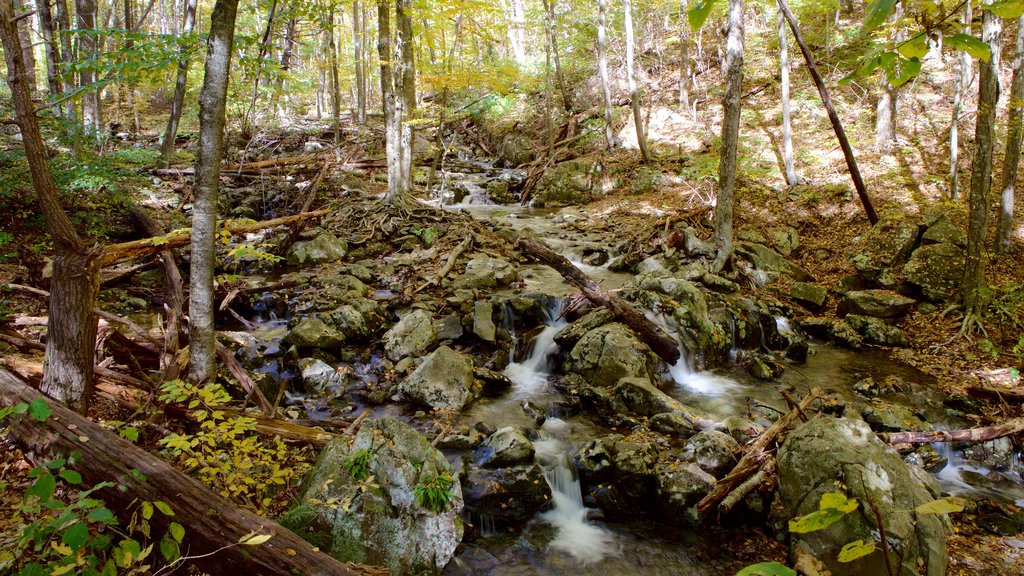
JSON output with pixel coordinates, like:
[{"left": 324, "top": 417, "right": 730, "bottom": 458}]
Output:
[
  {"left": 476, "top": 427, "right": 535, "bottom": 468},
  {"left": 564, "top": 323, "right": 654, "bottom": 389},
  {"left": 844, "top": 314, "right": 909, "bottom": 347},
  {"left": 499, "top": 132, "right": 535, "bottom": 166},
  {"left": 921, "top": 216, "right": 965, "bottom": 246},
  {"left": 472, "top": 301, "right": 496, "bottom": 343},
  {"left": 287, "top": 232, "right": 348, "bottom": 265},
  {"left": 904, "top": 243, "right": 966, "bottom": 302},
  {"left": 735, "top": 242, "right": 812, "bottom": 282},
  {"left": 656, "top": 463, "right": 717, "bottom": 524},
  {"left": 533, "top": 158, "right": 598, "bottom": 206},
  {"left": 283, "top": 418, "right": 463, "bottom": 575},
  {"left": 462, "top": 464, "right": 551, "bottom": 526},
  {"left": 284, "top": 317, "right": 345, "bottom": 350},
  {"left": 850, "top": 216, "right": 920, "bottom": 281},
  {"left": 778, "top": 417, "right": 947, "bottom": 576},
  {"left": 790, "top": 282, "right": 828, "bottom": 310},
  {"left": 680, "top": 430, "right": 741, "bottom": 479},
  {"left": 837, "top": 289, "right": 916, "bottom": 318},
  {"left": 383, "top": 309, "right": 437, "bottom": 361},
  {"left": 399, "top": 346, "right": 478, "bottom": 410},
  {"left": 611, "top": 377, "right": 684, "bottom": 416},
  {"left": 860, "top": 399, "right": 931, "bottom": 432},
  {"left": 299, "top": 358, "right": 347, "bottom": 397},
  {"left": 329, "top": 298, "right": 386, "bottom": 342},
  {"left": 452, "top": 257, "right": 519, "bottom": 290}
]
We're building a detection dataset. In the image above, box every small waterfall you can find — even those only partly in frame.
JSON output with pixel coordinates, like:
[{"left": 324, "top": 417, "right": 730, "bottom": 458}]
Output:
[
  {"left": 641, "top": 308, "right": 742, "bottom": 398},
  {"left": 503, "top": 300, "right": 568, "bottom": 398}
]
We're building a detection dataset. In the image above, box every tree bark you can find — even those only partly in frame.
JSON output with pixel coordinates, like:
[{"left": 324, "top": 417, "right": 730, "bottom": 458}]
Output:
[
  {"left": 777, "top": 0, "right": 878, "bottom": 224},
  {"left": 543, "top": 0, "right": 571, "bottom": 111},
  {"left": 36, "top": 0, "right": 65, "bottom": 100},
  {"left": 879, "top": 418, "right": 1024, "bottom": 445},
  {"left": 189, "top": 0, "right": 240, "bottom": 384},
  {"left": 353, "top": 1, "right": 367, "bottom": 124},
  {"left": 778, "top": 9, "right": 801, "bottom": 185},
  {"left": 271, "top": 17, "right": 296, "bottom": 118},
  {"left": 711, "top": 0, "right": 744, "bottom": 273},
  {"left": 326, "top": 9, "right": 342, "bottom": 144},
  {"left": 516, "top": 237, "right": 681, "bottom": 365},
  {"left": 1, "top": 0, "right": 100, "bottom": 413},
  {"left": 997, "top": 14, "right": 1024, "bottom": 253},
  {"left": 678, "top": 0, "right": 693, "bottom": 119},
  {"left": 0, "top": 368, "right": 367, "bottom": 576},
  {"left": 18, "top": 2, "right": 38, "bottom": 92},
  {"left": 242, "top": 0, "right": 277, "bottom": 138},
  {"left": 160, "top": 0, "right": 197, "bottom": 168},
  {"left": 596, "top": 0, "right": 616, "bottom": 149},
  {"left": 397, "top": 0, "right": 415, "bottom": 193},
  {"left": 624, "top": 0, "right": 651, "bottom": 163},
  {"left": 54, "top": 0, "right": 77, "bottom": 118},
  {"left": 950, "top": 5, "right": 972, "bottom": 200},
  {"left": 76, "top": 0, "right": 100, "bottom": 133},
  {"left": 962, "top": 10, "right": 1001, "bottom": 316}
]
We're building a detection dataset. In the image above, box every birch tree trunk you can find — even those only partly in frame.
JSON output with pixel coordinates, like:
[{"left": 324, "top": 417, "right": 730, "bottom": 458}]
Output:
[
  {"left": 271, "top": 17, "right": 296, "bottom": 118},
  {"left": 543, "top": 0, "right": 571, "bottom": 111},
  {"left": 160, "top": 0, "right": 197, "bottom": 167},
  {"left": 353, "top": 0, "right": 367, "bottom": 124},
  {"left": 950, "top": 4, "right": 972, "bottom": 200},
  {"left": 876, "top": 2, "right": 902, "bottom": 152},
  {"left": 1, "top": 0, "right": 100, "bottom": 412},
  {"left": 327, "top": 10, "right": 342, "bottom": 144},
  {"left": 712, "top": 0, "right": 744, "bottom": 273},
  {"left": 997, "top": 15, "right": 1024, "bottom": 253},
  {"left": 18, "top": 4, "right": 38, "bottom": 92},
  {"left": 624, "top": 0, "right": 651, "bottom": 163},
  {"left": 398, "top": 0, "right": 415, "bottom": 193},
  {"left": 962, "top": 10, "right": 1001, "bottom": 317},
  {"left": 597, "top": 0, "right": 616, "bottom": 149},
  {"left": 188, "top": 0, "right": 240, "bottom": 384},
  {"left": 778, "top": 9, "right": 801, "bottom": 185}
]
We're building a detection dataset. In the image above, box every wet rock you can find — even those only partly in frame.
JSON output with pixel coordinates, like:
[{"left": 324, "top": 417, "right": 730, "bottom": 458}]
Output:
[
  {"left": 860, "top": 399, "right": 931, "bottom": 432},
  {"left": 287, "top": 232, "right": 348, "bottom": 265},
  {"left": 843, "top": 314, "right": 909, "bottom": 347},
  {"left": 655, "top": 463, "right": 717, "bottom": 524},
  {"left": 960, "top": 437, "right": 1016, "bottom": 471},
  {"left": 499, "top": 132, "right": 535, "bottom": 167},
  {"left": 921, "top": 216, "right": 965, "bottom": 246},
  {"left": 611, "top": 377, "right": 683, "bottom": 416},
  {"left": 850, "top": 215, "right": 920, "bottom": 281},
  {"left": 453, "top": 256, "right": 519, "bottom": 290},
  {"left": 701, "top": 272, "right": 740, "bottom": 293},
  {"left": 284, "top": 317, "right": 345, "bottom": 350},
  {"left": 680, "top": 431, "right": 741, "bottom": 479},
  {"left": 903, "top": 243, "right": 966, "bottom": 302},
  {"left": 436, "top": 432, "right": 483, "bottom": 451},
  {"left": 720, "top": 415, "right": 765, "bottom": 445},
  {"left": 564, "top": 323, "right": 654, "bottom": 389},
  {"left": 473, "top": 367, "right": 513, "bottom": 397},
  {"left": 533, "top": 158, "right": 597, "bottom": 206},
  {"left": 830, "top": 320, "right": 864, "bottom": 350},
  {"left": 837, "top": 289, "right": 915, "bottom": 319},
  {"left": 320, "top": 274, "right": 368, "bottom": 302},
  {"left": 649, "top": 412, "right": 697, "bottom": 437},
  {"left": 283, "top": 418, "right": 463, "bottom": 575},
  {"left": 472, "top": 301, "right": 496, "bottom": 343},
  {"left": 298, "top": 358, "right": 347, "bottom": 397},
  {"left": 735, "top": 242, "right": 812, "bottom": 282},
  {"left": 577, "top": 435, "right": 659, "bottom": 508},
  {"left": 462, "top": 464, "right": 551, "bottom": 527},
  {"left": 746, "top": 354, "right": 784, "bottom": 380},
  {"left": 485, "top": 180, "right": 514, "bottom": 204},
  {"left": 798, "top": 317, "right": 834, "bottom": 339},
  {"left": 553, "top": 308, "right": 614, "bottom": 349},
  {"left": 383, "top": 309, "right": 438, "bottom": 361},
  {"left": 790, "top": 282, "right": 828, "bottom": 310},
  {"left": 476, "top": 427, "right": 535, "bottom": 468},
  {"left": 399, "top": 346, "right": 478, "bottom": 410},
  {"left": 852, "top": 376, "right": 880, "bottom": 397},
  {"left": 778, "top": 417, "right": 947, "bottom": 576},
  {"left": 329, "top": 298, "right": 386, "bottom": 342}
]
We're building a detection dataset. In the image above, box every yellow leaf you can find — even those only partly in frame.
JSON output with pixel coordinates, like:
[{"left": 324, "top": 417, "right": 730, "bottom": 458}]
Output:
[{"left": 241, "top": 533, "right": 274, "bottom": 546}]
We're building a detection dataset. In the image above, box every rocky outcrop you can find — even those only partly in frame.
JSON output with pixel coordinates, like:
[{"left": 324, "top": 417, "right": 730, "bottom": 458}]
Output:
[
  {"left": 837, "top": 290, "right": 915, "bottom": 319},
  {"left": 452, "top": 256, "right": 519, "bottom": 290},
  {"left": 287, "top": 231, "right": 348, "bottom": 266},
  {"left": 844, "top": 314, "right": 909, "bottom": 347},
  {"left": 903, "top": 243, "right": 966, "bottom": 302},
  {"left": 735, "top": 242, "right": 812, "bottom": 283},
  {"left": 656, "top": 463, "right": 717, "bottom": 525},
  {"left": 399, "top": 346, "right": 478, "bottom": 410},
  {"left": 283, "top": 418, "right": 463, "bottom": 576},
  {"left": 383, "top": 309, "right": 437, "bottom": 361},
  {"left": 777, "top": 417, "right": 947, "bottom": 576},
  {"left": 564, "top": 323, "right": 655, "bottom": 389},
  {"left": 790, "top": 282, "right": 828, "bottom": 310},
  {"left": 462, "top": 464, "right": 551, "bottom": 527},
  {"left": 284, "top": 317, "right": 345, "bottom": 350},
  {"left": 850, "top": 215, "right": 919, "bottom": 282},
  {"left": 476, "top": 427, "right": 535, "bottom": 468},
  {"left": 680, "top": 430, "right": 741, "bottom": 479},
  {"left": 533, "top": 158, "right": 598, "bottom": 207}
]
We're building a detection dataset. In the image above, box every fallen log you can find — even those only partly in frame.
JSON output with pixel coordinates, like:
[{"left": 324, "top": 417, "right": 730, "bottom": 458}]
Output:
[
  {"left": 216, "top": 343, "right": 274, "bottom": 417},
  {"left": 879, "top": 418, "right": 1024, "bottom": 445},
  {"left": 966, "top": 383, "right": 1024, "bottom": 402},
  {"left": 100, "top": 210, "right": 330, "bottom": 267},
  {"left": 416, "top": 236, "right": 472, "bottom": 292},
  {"left": 696, "top": 387, "right": 821, "bottom": 520},
  {"left": 0, "top": 368, "right": 367, "bottom": 575},
  {"left": 516, "top": 237, "right": 681, "bottom": 365}
]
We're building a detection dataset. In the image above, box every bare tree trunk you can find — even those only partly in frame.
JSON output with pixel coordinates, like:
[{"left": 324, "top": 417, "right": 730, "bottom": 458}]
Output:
[
  {"left": 1, "top": 0, "right": 100, "bottom": 412},
  {"left": 188, "top": 0, "right": 240, "bottom": 384},
  {"left": 542, "top": 0, "right": 571, "bottom": 111},
  {"left": 18, "top": 4, "right": 38, "bottom": 92},
  {"left": 378, "top": 0, "right": 400, "bottom": 199},
  {"left": 77, "top": 0, "right": 100, "bottom": 133},
  {"left": 777, "top": 0, "right": 878, "bottom": 224},
  {"left": 596, "top": 0, "right": 616, "bottom": 149},
  {"left": 327, "top": 11, "right": 341, "bottom": 144},
  {"left": 242, "top": 0, "right": 276, "bottom": 138},
  {"left": 778, "top": 9, "right": 801, "bottom": 185},
  {"left": 997, "top": 15, "right": 1024, "bottom": 253},
  {"left": 37, "top": 0, "right": 65, "bottom": 100},
  {"left": 271, "top": 17, "right": 296, "bottom": 118},
  {"left": 678, "top": 0, "right": 692, "bottom": 118},
  {"left": 711, "top": 0, "right": 743, "bottom": 273},
  {"left": 624, "top": 0, "right": 651, "bottom": 163},
  {"left": 160, "top": 0, "right": 196, "bottom": 167},
  {"left": 353, "top": 0, "right": 367, "bottom": 124},
  {"left": 54, "top": 0, "right": 77, "bottom": 118},
  {"left": 950, "top": 4, "right": 972, "bottom": 201},
  {"left": 398, "top": 0, "right": 415, "bottom": 192},
  {"left": 962, "top": 10, "right": 1001, "bottom": 317}
]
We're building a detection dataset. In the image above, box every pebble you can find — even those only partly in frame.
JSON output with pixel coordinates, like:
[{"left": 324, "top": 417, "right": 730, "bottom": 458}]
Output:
[{"left": 1007, "top": 538, "right": 1024, "bottom": 549}]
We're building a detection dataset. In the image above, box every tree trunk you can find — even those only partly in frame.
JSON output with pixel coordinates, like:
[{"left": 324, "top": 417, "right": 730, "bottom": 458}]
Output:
[
  {"left": 77, "top": 0, "right": 101, "bottom": 133},
  {"left": 679, "top": 0, "right": 692, "bottom": 118},
  {"left": 353, "top": 1, "right": 367, "bottom": 124},
  {"left": 777, "top": 0, "right": 878, "bottom": 224},
  {"left": 543, "top": 0, "right": 571, "bottom": 111},
  {"left": 242, "top": 0, "right": 277, "bottom": 138},
  {"left": 18, "top": 4, "right": 38, "bottom": 92},
  {"left": 398, "top": 0, "right": 415, "bottom": 193},
  {"left": 1, "top": 0, "right": 100, "bottom": 412},
  {"left": 963, "top": 10, "right": 1001, "bottom": 315},
  {"left": 596, "top": 0, "right": 616, "bottom": 149},
  {"left": 778, "top": 9, "right": 801, "bottom": 185},
  {"left": 951, "top": 4, "right": 973, "bottom": 201},
  {"left": 54, "top": 0, "right": 77, "bottom": 119},
  {"left": 624, "top": 0, "right": 651, "bottom": 163},
  {"left": 160, "top": 0, "right": 197, "bottom": 168},
  {"left": 711, "top": 0, "right": 743, "bottom": 273},
  {"left": 997, "top": 14, "right": 1024, "bottom": 253},
  {"left": 189, "top": 0, "right": 240, "bottom": 384},
  {"left": 501, "top": 0, "right": 526, "bottom": 64},
  {"left": 327, "top": 11, "right": 342, "bottom": 144},
  {"left": 36, "top": 0, "right": 65, "bottom": 100},
  {"left": 875, "top": 3, "right": 902, "bottom": 152},
  {"left": 378, "top": 0, "right": 399, "bottom": 199},
  {"left": 271, "top": 17, "right": 296, "bottom": 118}
]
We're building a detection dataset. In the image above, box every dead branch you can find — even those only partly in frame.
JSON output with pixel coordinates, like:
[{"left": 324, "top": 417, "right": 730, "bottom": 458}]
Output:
[{"left": 878, "top": 418, "right": 1024, "bottom": 445}]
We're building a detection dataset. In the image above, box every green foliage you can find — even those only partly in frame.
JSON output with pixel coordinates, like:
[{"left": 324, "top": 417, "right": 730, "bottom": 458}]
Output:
[
  {"left": 413, "top": 472, "right": 456, "bottom": 513},
  {"left": 687, "top": 0, "right": 717, "bottom": 30},
  {"left": 988, "top": 0, "right": 1024, "bottom": 18},
  {"left": 112, "top": 148, "right": 163, "bottom": 166},
  {"left": 735, "top": 563, "right": 797, "bottom": 576},
  {"left": 864, "top": 0, "right": 897, "bottom": 32},
  {"left": 411, "top": 226, "right": 438, "bottom": 247},
  {"left": 344, "top": 448, "right": 376, "bottom": 482},
  {"left": 788, "top": 492, "right": 858, "bottom": 534}
]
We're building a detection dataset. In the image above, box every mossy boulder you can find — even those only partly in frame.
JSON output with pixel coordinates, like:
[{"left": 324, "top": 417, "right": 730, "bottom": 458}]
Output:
[
  {"left": 850, "top": 215, "right": 920, "bottom": 281},
  {"left": 287, "top": 232, "right": 348, "bottom": 265},
  {"left": 837, "top": 289, "right": 916, "bottom": 319},
  {"left": 903, "top": 243, "right": 966, "bottom": 302},
  {"left": 398, "top": 345, "right": 478, "bottom": 410},
  {"left": 564, "top": 323, "right": 655, "bottom": 389},
  {"left": 533, "top": 158, "right": 598, "bottom": 207},
  {"left": 383, "top": 309, "right": 437, "bottom": 361}
]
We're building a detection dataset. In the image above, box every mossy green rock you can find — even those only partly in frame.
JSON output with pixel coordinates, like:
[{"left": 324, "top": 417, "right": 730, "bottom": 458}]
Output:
[
  {"left": 904, "top": 243, "right": 966, "bottom": 302},
  {"left": 850, "top": 215, "right": 920, "bottom": 281},
  {"left": 398, "top": 345, "right": 478, "bottom": 410},
  {"left": 284, "top": 317, "right": 345, "bottom": 350},
  {"left": 564, "top": 323, "right": 655, "bottom": 389},
  {"left": 533, "top": 158, "right": 598, "bottom": 206},
  {"left": 837, "top": 289, "right": 916, "bottom": 318},
  {"left": 287, "top": 232, "right": 348, "bottom": 265},
  {"left": 383, "top": 309, "right": 437, "bottom": 361}
]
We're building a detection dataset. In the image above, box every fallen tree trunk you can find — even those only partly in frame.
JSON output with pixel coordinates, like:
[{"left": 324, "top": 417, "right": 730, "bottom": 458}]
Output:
[
  {"left": 0, "top": 368, "right": 367, "bottom": 575},
  {"left": 966, "top": 383, "right": 1024, "bottom": 402},
  {"left": 100, "top": 210, "right": 330, "bottom": 267},
  {"left": 879, "top": 418, "right": 1024, "bottom": 445},
  {"left": 516, "top": 237, "right": 681, "bottom": 365},
  {"left": 697, "top": 387, "right": 821, "bottom": 520}
]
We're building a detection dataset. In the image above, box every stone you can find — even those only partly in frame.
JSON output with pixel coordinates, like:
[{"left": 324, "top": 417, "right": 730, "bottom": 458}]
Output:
[
  {"left": 735, "top": 242, "right": 812, "bottom": 282},
  {"left": 554, "top": 308, "right": 614, "bottom": 348},
  {"left": 747, "top": 355, "right": 784, "bottom": 380},
  {"left": 434, "top": 315, "right": 464, "bottom": 340},
  {"left": 844, "top": 314, "right": 909, "bottom": 347},
  {"left": 655, "top": 463, "right": 717, "bottom": 524},
  {"left": 329, "top": 298, "right": 386, "bottom": 342},
  {"left": 680, "top": 431, "right": 741, "bottom": 479},
  {"left": 903, "top": 243, "right": 966, "bottom": 302},
  {"left": 383, "top": 309, "right": 437, "bottom": 361},
  {"left": 860, "top": 399, "right": 931, "bottom": 432},
  {"left": 462, "top": 464, "right": 551, "bottom": 526},
  {"left": 399, "top": 346, "right": 478, "bottom": 410},
  {"left": 485, "top": 180, "right": 514, "bottom": 204},
  {"left": 790, "top": 282, "right": 828, "bottom": 310},
  {"left": 720, "top": 416, "right": 765, "bottom": 445},
  {"left": 649, "top": 412, "right": 698, "bottom": 437},
  {"left": 284, "top": 317, "right": 345, "bottom": 350},
  {"left": 770, "top": 226, "right": 800, "bottom": 256},
  {"left": 533, "top": 158, "right": 598, "bottom": 206},
  {"left": 850, "top": 215, "right": 920, "bottom": 281},
  {"left": 287, "top": 232, "right": 348, "bottom": 265},
  {"left": 960, "top": 437, "right": 1016, "bottom": 471},
  {"left": 299, "top": 358, "right": 347, "bottom": 397},
  {"left": 453, "top": 257, "right": 519, "bottom": 290},
  {"left": 611, "top": 377, "right": 684, "bottom": 416},
  {"left": 921, "top": 216, "right": 965, "bottom": 246},
  {"left": 472, "top": 301, "right": 496, "bottom": 343},
  {"left": 476, "top": 427, "right": 535, "bottom": 468},
  {"left": 564, "top": 323, "right": 654, "bottom": 389},
  {"left": 498, "top": 132, "right": 535, "bottom": 166},
  {"left": 283, "top": 419, "right": 463, "bottom": 576},
  {"left": 778, "top": 417, "right": 947, "bottom": 576},
  {"left": 837, "top": 289, "right": 916, "bottom": 319},
  {"left": 700, "top": 272, "right": 740, "bottom": 293}
]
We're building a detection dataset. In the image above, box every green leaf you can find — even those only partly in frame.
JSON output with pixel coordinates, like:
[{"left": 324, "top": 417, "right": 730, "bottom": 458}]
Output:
[
  {"left": 898, "top": 34, "right": 929, "bottom": 59},
  {"left": 87, "top": 507, "right": 116, "bottom": 523},
  {"left": 26, "top": 472, "right": 56, "bottom": 501},
  {"left": 153, "top": 500, "right": 174, "bottom": 516},
  {"left": 987, "top": 0, "right": 1024, "bottom": 18},
  {"left": 62, "top": 522, "right": 90, "bottom": 552},
  {"left": 865, "top": 0, "right": 897, "bottom": 31},
  {"left": 736, "top": 562, "right": 798, "bottom": 576},
  {"left": 239, "top": 532, "right": 273, "bottom": 546},
  {"left": 838, "top": 539, "right": 877, "bottom": 562},
  {"left": 915, "top": 496, "right": 967, "bottom": 515},
  {"left": 28, "top": 398, "right": 51, "bottom": 422},
  {"left": 159, "top": 534, "right": 180, "bottom": 562},
  {"left": 819, "top": 492, "right": 858, "bottom": 514},
  {"left": 59, "top": 469, "right": 83, "bottom": 485},
  {"left": 889, "top": 57, "right": 922, "bottom": 87},
  {"left": 788, "top": 508, "right": 848, "bottom": 533},
  {"left": 947, "top": 33, "right": 991, "bottom": 62},
  {"left": 688, "top": 0, "right": 718, "bottom": 31},
  {"left": 120, "top": 427, "right": 139, "bottom": 442},
  {"left": 168, "top": 521, "right": 185, "bottom": 543}
]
